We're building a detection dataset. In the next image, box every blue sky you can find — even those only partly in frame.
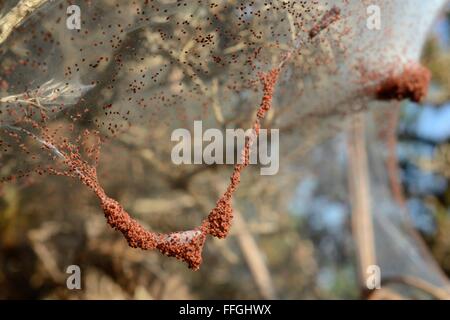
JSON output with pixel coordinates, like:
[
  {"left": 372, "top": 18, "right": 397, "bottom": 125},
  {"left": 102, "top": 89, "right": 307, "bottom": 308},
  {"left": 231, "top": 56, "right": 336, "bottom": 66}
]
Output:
[{"left": 416, "top": 103, "right": 450, "bottom": 142}]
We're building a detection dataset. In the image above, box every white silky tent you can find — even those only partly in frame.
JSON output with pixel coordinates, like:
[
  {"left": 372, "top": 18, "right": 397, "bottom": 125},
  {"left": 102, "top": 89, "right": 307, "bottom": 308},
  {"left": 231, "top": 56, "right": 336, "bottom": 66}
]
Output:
[{"left": 0, "top": 0, "right": 449, "bottom": 298}]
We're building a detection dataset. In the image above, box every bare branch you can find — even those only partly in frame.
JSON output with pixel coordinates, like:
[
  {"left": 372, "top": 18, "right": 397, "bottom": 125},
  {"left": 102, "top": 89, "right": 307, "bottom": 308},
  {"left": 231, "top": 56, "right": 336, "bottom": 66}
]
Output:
[{"left": 0, "top": 0, "right": 49, "bottom": 45}]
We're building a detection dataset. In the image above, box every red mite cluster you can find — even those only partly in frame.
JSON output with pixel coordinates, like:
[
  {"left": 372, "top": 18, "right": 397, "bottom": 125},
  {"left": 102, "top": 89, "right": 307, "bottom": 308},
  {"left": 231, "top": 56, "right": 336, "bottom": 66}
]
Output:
[
  {"left": 63, "top": 66, "right": 282, "bottom": 270},
  {"left": 375, "top": 63, "right": 431, "bottom": 103},
  {"left": 309, "top": 6, "right": 341, "bottom": 39}
]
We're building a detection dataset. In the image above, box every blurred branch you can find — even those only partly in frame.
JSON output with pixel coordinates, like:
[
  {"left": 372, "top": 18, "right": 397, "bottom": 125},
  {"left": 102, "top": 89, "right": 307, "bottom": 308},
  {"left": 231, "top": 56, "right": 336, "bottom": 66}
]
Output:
[
  {"left": 367, "top": 287, "right": 406, "bottom": 300},
  {"left": 210, "top": 77, "right": 225, "bottom": 125},
  {"left": 188, "top": 183, "right": 277, "bottom": 299},
  {"left": 28, "top": 223, "right": 64, "bottom": 283},
  {"left": 347, "top": 112, "right": 376, "bottom": 290},
  {"left": 383, "top": 276, "right": 450, "bottom": 300},
  {"left": 233, "top": 210, "right": 277, "bottom": 300},
  {"left": 132, "top": 194, "right": 196, "bottom": 216},
  {"left": 379, "top": 106, "right": 406, "bottom": 206},
  {"left": 419, "top": 144, "right": 450, "bottom": 178},
  {"left": 0, "top": 0, "right": 48, "bottom": 45}
]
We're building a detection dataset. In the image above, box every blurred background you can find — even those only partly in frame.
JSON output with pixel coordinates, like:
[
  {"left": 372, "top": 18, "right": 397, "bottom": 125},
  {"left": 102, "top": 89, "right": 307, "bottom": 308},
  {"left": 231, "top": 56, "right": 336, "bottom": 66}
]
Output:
[{"left": 0, "top": 0, "right": 450, "bottom": 299}]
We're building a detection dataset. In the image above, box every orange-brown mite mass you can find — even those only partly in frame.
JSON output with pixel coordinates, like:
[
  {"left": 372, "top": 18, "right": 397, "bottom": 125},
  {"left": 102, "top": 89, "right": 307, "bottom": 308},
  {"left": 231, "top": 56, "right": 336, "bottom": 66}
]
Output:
[
  {"left": 54, "top": 65, "right": 282, "bottom": 270},
  {"left": 203, "top": 67, "right": 280, "bottom": 241},
  {"left": 309, "top": 6, "right": 341, "bottom": 39},
  {"left": 375, "top": 63, "right": 431, "bottom": 103}
]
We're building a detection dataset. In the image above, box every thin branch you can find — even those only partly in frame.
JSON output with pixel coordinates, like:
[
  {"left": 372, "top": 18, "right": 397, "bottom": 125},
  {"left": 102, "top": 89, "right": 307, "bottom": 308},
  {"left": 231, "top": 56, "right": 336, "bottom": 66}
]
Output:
[
  {"left": 0, "top": 0, "right": 49, "bottom": 45},
  {"left": 347, "top": 112, "right": 377, "bottom": 288},
  {"left": 233, "top": 210, "right": 278, "bottom": 299},
  {"left": 383, "top": 276, "right": 450, "bottom": 300}
]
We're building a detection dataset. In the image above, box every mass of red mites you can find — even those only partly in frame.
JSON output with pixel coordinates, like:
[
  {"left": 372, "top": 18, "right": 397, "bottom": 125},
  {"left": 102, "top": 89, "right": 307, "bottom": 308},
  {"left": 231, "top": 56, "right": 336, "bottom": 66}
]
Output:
[
  {"left": 309, "top": 6, "right": 341, "bottom": 39},
  {"left": 54, "top": 65, "right": 282, "bottom": 271},
  {"left": 57, "top": 147, "right": 207, "bottom": 270},
  {"left": 99, "top": 194, "right": 207, "bottom": 270},
  {"left": 201, "top": 67, "right": 280, "bottom": 240},
  {"left": 375, "top": 63, "right": 431, "bottom": 103}
]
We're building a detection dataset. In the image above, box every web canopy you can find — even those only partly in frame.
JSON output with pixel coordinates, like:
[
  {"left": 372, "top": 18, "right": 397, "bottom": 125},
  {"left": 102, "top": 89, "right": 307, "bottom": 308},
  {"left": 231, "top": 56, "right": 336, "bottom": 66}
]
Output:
[{"left": 0, "top": 0, "right": 448, "bottom": 297}]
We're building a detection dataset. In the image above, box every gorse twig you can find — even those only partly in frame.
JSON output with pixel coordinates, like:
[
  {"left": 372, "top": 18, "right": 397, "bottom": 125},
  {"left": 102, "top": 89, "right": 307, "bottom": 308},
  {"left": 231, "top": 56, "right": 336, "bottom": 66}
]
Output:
[
  {"left": 0, "top": 79, "right": 95, "bottom": 111},
  {"left": 0, "top": 0, "right": 49, "bottom": 45}
]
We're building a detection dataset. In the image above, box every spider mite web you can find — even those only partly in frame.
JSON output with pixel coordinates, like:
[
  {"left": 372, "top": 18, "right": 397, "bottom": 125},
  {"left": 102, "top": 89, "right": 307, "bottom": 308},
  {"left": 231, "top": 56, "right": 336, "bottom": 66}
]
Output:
[{"left": 0, "top": 0, "right": 447, "bottom": 271}]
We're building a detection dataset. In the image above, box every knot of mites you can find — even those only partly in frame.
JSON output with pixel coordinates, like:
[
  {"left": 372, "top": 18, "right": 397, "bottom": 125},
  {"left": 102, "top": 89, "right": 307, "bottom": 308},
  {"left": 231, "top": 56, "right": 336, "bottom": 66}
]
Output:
[
  {"left": 101, "top": 197, "right": 125, "bottom": 228},
  {"left": 156, "top": 230, "right": 207, "bottom": 270},
  {"left": 58, "top": 64, "right": 283, "bottom": 270},
  {"left": 207, "top": 196, "right": 233, "bottom": 239},
  {"left": 100, "top": 195, "right": 158, "bottom": 250},
  {"left": 97, "top": 189, "right": 208, "bottom": 268},
  {"left": 375, "top": 63, "right": 431, "bottom": 103}
]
